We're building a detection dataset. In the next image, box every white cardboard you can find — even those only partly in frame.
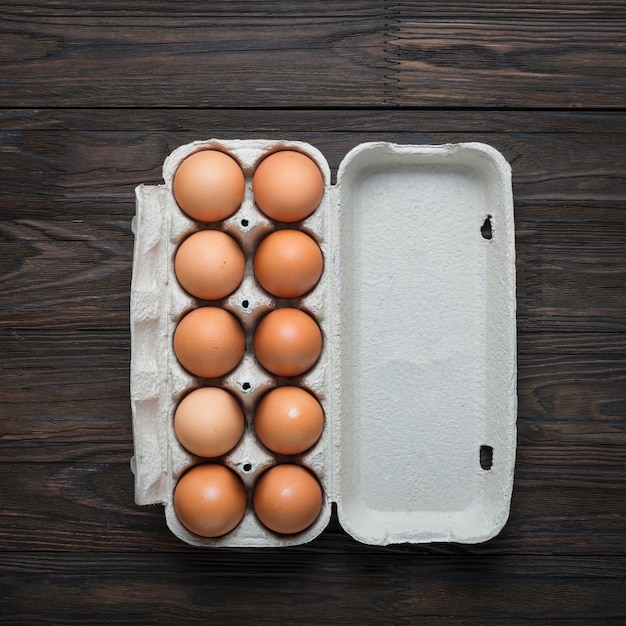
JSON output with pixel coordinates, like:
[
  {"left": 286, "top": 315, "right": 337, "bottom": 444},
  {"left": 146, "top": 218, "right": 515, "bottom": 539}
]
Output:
[
  {"left": 333, "top": 142, "right": 517, "bottom": 544},
  {"left": 130, "top": 139, "right": 517, "bottom": 547}
]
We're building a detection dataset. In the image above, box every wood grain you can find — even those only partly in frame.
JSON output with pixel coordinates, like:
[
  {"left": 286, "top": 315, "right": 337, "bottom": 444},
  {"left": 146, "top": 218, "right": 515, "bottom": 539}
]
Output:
[
  {"left": 0, "top": 328, "right": 132, "bottom": 462},
  {"left": 1, "top": 11, "right": 625, "bottom": 107},
  {"left": 2, "top": 553, "right": 626, "bottom": 624},
  {"left": 3, "top": 107, "right": 626, "bottom": 133},
  {"left": 0, "top": 14, "right": 392, "bottom": 107},
  {"left": 1, "top": 2, "right": 626, "bottom": 622},
  {"left": 3, "top": 1, "right": 626, "bottom": 18},
  {"left": 0, "top": 219, "right": 132, "bottom": 329},
  {"left": 392, "top": 19, "right": 626, "bottom": 108}
]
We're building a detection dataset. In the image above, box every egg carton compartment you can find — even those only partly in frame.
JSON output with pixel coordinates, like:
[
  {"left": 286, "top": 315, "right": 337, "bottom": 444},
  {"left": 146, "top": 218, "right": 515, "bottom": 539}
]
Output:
[
  {"left": 132, "top": 139, "right": 333, "bottom": 547},
  {"left": 131, "top": 139, "right": 517, "bottom": 547}
]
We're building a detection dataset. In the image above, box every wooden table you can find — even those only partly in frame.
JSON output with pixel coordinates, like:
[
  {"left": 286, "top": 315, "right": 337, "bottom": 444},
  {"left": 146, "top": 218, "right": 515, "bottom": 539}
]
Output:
[{"left": 2, "top": 2, "right": 625, "bottom": 623}]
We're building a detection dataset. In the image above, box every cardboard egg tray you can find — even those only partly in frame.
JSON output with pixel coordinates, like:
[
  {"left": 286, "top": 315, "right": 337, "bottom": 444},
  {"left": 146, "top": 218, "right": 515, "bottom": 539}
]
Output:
[{"left": 130, "top": 138, "right": 517, "bottom": 547}]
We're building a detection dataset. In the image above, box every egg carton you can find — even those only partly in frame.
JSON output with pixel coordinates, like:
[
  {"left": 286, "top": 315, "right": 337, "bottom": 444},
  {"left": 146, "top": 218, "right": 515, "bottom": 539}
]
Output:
[{"left": 130, "top": 138, "right": 517, "bottom": 547}]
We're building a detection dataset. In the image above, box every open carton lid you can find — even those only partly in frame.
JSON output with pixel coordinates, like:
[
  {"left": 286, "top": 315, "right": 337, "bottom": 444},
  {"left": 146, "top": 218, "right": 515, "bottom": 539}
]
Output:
[
  {"left": 329, "top": 142, "right": 517, "bottom": 544},
  {"left": 130, "top": 139, "right": 516, "bottom": 547}
]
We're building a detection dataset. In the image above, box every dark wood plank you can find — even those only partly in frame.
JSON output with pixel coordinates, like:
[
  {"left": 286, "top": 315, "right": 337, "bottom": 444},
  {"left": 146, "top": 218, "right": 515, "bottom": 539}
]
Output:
[
  {"left": 517, "top": 331, "right": 626, "bottom": 355},
  {"left": 517, "top": 351, "right": 626, "bottom": 442},
  {"left": 3, "top": 0, "right": 626, "bottom": 18},
  {"left": 0, "top": 328, "right": 132, "bottom": 462},
  {"left": 1, "top": 13, "right": 625, "bottom": 108},
  {"left": 395, "top": 1, "right": 626, "bottom": 19},
  {"left": 392, "top": 18, "right": 626, "bottom": 108},
  {"left": 0, "top": 14, "right": 391, "bottom": 108},
  {"left": 515, "top": 204, "right": 626, "bottom": 333},
  {"left": 4, "top": 107, "right": 626, "bottom": 133},
  {"left": 0, "top": 219, "right": 132, "bottom": 329},
  {"left": 0, "top": 461, "right": 169, "bottom": 551},
  {"left": 0, "top": 1, "right": 388, "bottom": 17},
  {"left": 2, "top": 553, "right": 626, "bottom": 625}
]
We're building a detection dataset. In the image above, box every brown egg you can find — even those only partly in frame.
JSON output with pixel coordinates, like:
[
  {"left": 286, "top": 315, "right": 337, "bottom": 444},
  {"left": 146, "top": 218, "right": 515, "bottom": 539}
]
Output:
[
  {"left": 175, "top": 387, "right": 245, "bottom": 458},
  {"left": 253, "top": 464, "right": 323, "bottom": 534},
  {"left": 253, "top": 308, "right": 322, "bottom": 377},
  {"left": 174, "top": 307, "right": 245, "bottom": 378},
  {"left": 173, "top": 150, "right": 245, "bottom": 222},
  {"left": 252, "top": 150, "right": 324, "bottom": 222},
  {"left": 174, "top": 463, "right": 246, "bottom": 537},
  {"left": 175, "top": 230, "right": 245, "bottom": 300},
  {"left": 255, "top": 386, "right": 324, "bottom": 455},
  {"left": 254, "top": 229, "right": 323, "bottom": 298}
]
